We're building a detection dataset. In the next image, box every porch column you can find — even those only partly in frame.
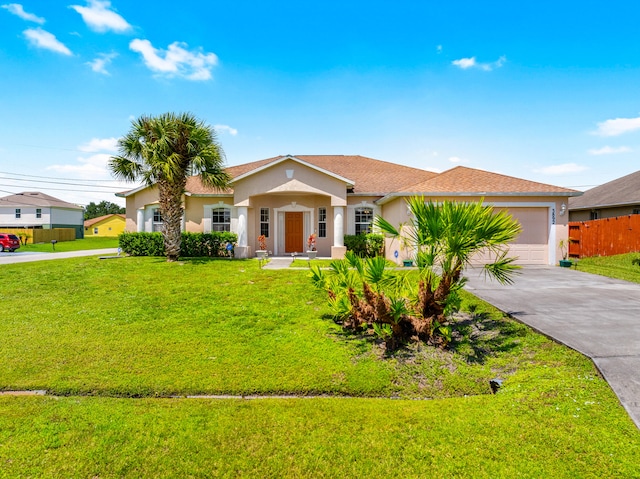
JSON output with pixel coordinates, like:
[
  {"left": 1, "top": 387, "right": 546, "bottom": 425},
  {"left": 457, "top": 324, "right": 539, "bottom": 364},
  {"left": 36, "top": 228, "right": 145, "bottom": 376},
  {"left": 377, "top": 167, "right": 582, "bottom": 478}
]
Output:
[
  {"left": 137, "top": 208, "right": 144, "bottom": 232},
  {"left": 331, "top": 206, "right": 346, "bottom": 259},
  {"left": 235, "top": 206, "right": 249, "bottom": 258}
]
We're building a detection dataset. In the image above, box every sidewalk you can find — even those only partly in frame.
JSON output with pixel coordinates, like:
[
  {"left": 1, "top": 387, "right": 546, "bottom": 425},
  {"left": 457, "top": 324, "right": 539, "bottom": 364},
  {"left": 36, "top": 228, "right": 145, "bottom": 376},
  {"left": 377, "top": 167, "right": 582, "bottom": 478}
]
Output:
[{"left": 0, "top": 248, "right": 119, "bottom": 265}]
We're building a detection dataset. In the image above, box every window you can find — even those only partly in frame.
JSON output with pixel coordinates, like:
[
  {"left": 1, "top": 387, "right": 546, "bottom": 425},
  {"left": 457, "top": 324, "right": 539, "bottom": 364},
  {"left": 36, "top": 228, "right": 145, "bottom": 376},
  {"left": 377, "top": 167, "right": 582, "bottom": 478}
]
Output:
[
  {"left": 318, "top": 207, "right": 327, "bottom": 238},
  {"left": 633, "top": 208, "right": 640, "bottom": 215},
  {"left": 152, "top": 208, "right": 163, "bottom": 232},
  {"left": 93, "top": 227, "right": 99, "bottom": 234},
  {"left": 36, "top": 208, "right": 42, "bottom": 219},
  {"left": 212, "top": 207, "right": 231, "bottom": 232},
  {"left": 260, "top": 207, "right": 269, "bottom": 237},
  {"left": 15, "top": 208, "right": 21, "bottom": 219},
  {"left": 355, "top": 207, "right": 373, "bottom": 235},
  {"left": 590, "top": 210, "right": 599, "bottom": 220}
]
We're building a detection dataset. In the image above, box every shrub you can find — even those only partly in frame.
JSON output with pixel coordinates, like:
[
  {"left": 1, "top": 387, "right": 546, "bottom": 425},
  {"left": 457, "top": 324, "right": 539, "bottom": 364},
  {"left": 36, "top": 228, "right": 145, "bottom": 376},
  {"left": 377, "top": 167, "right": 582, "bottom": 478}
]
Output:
[
  {"left": 119, "top": 232, "right": 237, "bottom": 258},
  {"left": 344, "top": 234, "right": 384, "bottom": 258}
]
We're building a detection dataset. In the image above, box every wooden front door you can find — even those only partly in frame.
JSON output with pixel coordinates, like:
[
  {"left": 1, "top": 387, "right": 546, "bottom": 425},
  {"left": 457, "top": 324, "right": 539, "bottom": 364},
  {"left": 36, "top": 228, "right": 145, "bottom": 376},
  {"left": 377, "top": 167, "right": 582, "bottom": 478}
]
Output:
[{"left": 285, "top": 212, "right": 304, "bottom": 253}]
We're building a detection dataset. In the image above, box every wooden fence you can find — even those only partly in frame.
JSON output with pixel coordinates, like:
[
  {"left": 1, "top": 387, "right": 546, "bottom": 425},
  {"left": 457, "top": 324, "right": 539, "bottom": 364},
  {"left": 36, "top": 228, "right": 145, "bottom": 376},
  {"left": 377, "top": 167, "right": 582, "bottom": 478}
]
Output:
[
  {"left": 1, "top": 228, "right": 76, "bottom": 244},
  {"left": 568, "top": 215, "right": 640, "bottom": 258}
]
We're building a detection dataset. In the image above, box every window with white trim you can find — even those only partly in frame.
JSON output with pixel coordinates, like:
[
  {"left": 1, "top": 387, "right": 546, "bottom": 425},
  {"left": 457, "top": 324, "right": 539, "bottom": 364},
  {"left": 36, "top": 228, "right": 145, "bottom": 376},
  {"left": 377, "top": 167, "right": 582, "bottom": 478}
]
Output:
[
  {"left": 260, "top": 207, "right": 269, "bottom": 237},
  {"left": 15, "top": 208, "right": 21, "bottom": 219},
  {"left": 36, "top": 208, "right": 42, "bottom": 219},
  {"left": 318, "top": 207, "right": 327, "bottom": 238},
  {"left": 212, "top": 207, "right": 231, "bottom": 232},
  {"left": 355, "top": 207, "right": 373, "bottom": 235},
  {"left": 152, "top": 208, "right": 163, "bottom": 232}
]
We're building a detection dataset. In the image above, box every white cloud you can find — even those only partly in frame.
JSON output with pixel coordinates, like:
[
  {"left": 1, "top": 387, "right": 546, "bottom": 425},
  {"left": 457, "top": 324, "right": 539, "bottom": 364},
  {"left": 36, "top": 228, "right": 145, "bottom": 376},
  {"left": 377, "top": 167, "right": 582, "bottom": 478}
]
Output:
[
  {"left": 47, "top": 153, "right": 113, "bottom": 178},
  {"left": 1, "top": 3, "right": 45, "bottom": 23},
  {"left": 448, "top": 156, "right": 469, "bottom": 164},
  {"left": 70, "top": 0, "right": 131, "bottom": 33},
  {"left": 452, "top": 55, "right": 506, "bottom": 71},
  {"left": 214, "top": 124, "right": 238, "bottom": 136},
  {"left": 436, "top": 45, "right": 442, "bottom": 54},
  {"left": 129, "top": 39, "right": 218, "bottom": 81},
  {"left": 594, "top": 116, "right": 640, "bottom": 137},
  {"left": 78, "top": 137, "right": 119, "bottom": 152},
  {"left": 587, "top": 145, "right": 632, "bottom": 155},
  {"left": 86, "top": 52, "right": 117, "bottom": 74},
  {"left": 534, "top": 163, "right": 588, "bottom": 175},
  {"left": 23, "top": 28, "right": 72, "bottom": 55}
]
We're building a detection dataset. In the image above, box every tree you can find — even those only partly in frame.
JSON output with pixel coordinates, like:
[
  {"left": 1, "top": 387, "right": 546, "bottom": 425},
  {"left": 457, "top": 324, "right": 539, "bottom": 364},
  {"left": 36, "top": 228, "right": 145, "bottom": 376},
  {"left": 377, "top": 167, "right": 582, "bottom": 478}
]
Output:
[
  {"left": 109, "top": 112, "right": 230, "bottom": 261},
  {"left": 84, "top": 201, "right": 125, "bottom": 220},
  {"left": 311, "top": 198, "right": 522, "bottom": 348}
]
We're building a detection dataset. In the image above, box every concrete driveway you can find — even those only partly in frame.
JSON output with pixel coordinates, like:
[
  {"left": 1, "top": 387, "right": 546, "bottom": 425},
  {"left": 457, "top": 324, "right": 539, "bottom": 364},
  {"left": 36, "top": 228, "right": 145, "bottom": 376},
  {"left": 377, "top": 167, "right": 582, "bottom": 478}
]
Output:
[{"left": 465, "top": 265, "right": 640, "bottom": 428}]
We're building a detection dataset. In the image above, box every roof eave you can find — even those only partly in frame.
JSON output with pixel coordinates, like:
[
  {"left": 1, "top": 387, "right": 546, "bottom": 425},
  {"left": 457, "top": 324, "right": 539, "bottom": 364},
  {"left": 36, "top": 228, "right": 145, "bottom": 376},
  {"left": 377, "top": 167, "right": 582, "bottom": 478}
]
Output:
[
  {"left": 231, "top": 155, "right": 356, "bottom": 186},
  {"left": 377, "top": 191, "right": 581, "bottom": 205}
]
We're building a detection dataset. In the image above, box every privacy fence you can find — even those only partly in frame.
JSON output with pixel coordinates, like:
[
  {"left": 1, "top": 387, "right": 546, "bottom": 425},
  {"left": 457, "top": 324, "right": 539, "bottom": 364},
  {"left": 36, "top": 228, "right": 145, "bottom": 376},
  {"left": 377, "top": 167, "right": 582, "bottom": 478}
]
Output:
[
  {"left": 568, "top": 215, "right": 640, "bottom": 258},
  {"left": 0, "top": 228, "right": 77, "bottom": 244}
]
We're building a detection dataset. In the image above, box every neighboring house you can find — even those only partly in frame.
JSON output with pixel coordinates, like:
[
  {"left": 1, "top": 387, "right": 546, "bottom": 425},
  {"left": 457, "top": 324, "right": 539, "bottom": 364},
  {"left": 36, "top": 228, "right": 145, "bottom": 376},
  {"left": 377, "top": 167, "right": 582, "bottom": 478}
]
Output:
[
  {"left": 0, "top": 191, "right": 84, "bottom": 238},
  {"left": 84, "top": 214, "right": 126, "bottom": 237},
  {"left": 117, "top": 155, "right": 580, "bottom": 265},
  {"left": 569, "top": 170, "right": 640, "bottom": 221}
]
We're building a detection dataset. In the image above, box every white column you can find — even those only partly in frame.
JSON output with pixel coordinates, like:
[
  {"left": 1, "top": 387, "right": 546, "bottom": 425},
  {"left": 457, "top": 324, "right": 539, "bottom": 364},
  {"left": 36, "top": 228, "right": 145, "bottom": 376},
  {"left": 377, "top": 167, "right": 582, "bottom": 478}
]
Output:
[
  {"left": 333, "top": 206, "right": 344, "bottom": 247},
  {"left": 237, "top": 206, "right": 248, "bottom": 247},
  {"left": 137, "top": 208, "right": 144, "bottom": 232}
]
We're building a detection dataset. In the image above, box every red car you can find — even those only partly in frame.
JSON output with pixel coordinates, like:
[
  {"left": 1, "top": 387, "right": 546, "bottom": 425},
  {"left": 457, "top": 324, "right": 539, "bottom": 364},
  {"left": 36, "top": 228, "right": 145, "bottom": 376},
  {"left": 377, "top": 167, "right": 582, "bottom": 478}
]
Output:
[{"left": 0, "top": 233, "right": 20, "bottom": 252}]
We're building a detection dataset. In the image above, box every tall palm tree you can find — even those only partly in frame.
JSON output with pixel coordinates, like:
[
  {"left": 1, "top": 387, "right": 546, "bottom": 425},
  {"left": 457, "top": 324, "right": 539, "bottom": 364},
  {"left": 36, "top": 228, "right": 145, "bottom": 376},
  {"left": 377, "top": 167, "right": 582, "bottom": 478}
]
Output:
[{"left": 109, "top": 112, "right": 230, "bottom": 261}]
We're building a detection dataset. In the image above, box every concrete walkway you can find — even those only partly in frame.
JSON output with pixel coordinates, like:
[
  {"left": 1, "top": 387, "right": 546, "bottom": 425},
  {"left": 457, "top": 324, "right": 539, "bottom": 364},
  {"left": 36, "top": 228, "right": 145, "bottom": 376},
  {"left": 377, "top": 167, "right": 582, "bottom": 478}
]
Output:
[
  {"left": 464, "top": 266, "right": 640, "bottom": 428},
  {"left": 0, "top": 248, "right": 119, "bottom": 265}
]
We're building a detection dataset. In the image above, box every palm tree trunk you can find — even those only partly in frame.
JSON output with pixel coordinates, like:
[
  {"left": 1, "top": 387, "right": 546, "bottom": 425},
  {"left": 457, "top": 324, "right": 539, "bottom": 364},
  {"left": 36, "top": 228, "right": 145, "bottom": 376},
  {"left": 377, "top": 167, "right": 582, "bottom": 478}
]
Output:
[{"left": 158, "top": 179, "right": 186, "bottom": 262}]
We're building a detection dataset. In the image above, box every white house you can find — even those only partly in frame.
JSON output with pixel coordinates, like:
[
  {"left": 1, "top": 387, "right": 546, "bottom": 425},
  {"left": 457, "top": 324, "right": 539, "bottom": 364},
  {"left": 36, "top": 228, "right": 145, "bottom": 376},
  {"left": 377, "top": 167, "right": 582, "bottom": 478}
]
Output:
[{"left": 0, "top": 191, "right": 85, "bottom": 238}]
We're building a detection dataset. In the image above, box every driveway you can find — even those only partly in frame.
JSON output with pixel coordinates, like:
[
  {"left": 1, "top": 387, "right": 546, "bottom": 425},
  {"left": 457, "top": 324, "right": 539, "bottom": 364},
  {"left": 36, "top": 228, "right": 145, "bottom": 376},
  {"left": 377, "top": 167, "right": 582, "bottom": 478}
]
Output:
[{"left": 464, "top": 265, "right": 640, "bottom": 428}]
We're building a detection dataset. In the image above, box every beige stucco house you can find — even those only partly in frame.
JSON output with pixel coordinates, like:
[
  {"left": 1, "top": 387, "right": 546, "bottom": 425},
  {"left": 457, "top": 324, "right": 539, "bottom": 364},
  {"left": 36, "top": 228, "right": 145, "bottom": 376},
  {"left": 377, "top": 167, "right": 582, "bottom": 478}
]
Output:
[{"left": 116, "top": 155, "right": 580, "bottom": 265}]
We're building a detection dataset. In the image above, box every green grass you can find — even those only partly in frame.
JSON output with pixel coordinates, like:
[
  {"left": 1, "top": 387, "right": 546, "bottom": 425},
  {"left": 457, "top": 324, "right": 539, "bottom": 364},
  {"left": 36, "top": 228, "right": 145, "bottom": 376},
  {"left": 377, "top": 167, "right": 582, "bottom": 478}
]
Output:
[
  {"left": 0, "top": 257, "right": 638, "bottom": 477},
  {"left": 20, "top": 236, "right": 119, "bottom": 253},
  {"left": 577, "top": 252, "right": 640, "bottom": 283}
]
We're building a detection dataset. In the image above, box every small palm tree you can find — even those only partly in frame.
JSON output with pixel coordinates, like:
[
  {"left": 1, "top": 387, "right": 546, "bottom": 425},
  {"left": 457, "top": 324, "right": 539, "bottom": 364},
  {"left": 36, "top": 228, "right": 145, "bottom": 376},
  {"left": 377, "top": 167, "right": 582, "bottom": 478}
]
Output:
[{"left": 109, "top": 112, "right": 230, "bottom": 261}]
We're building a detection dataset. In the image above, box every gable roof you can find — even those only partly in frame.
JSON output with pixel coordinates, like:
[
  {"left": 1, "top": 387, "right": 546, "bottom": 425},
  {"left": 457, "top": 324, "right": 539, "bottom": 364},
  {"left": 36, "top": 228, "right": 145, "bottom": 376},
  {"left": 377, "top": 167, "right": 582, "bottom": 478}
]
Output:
[
  {"left": 142, "top": 154, "right": 438, "bottom": 197},
  {"left": 0, "top": 191, "right": 82, "bottom": 209},
  {"left": 569, "top": 170, "right": 640, "bottom": 210},
  {"left": 84, "top": 214, "right": 125, "bottom": 227},
  {"left": 377, "top": 166, "right": 580, "bottom": 204}
]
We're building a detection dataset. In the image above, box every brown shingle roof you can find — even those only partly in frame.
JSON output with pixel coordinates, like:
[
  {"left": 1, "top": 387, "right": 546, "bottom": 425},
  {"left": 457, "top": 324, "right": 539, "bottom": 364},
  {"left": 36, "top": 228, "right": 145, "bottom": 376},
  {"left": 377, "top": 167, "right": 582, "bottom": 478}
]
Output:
[
  {"left": 398, "top": 166, "right": 580, "bottom": 195},
  {"left": 0, "top": 191, "right": 83, "bottom": 209},
  {"left": 185, "top": 155, "right": 437, "bottom": 196},
  {"left": 569, "top": 170, "right": 640, "bottom": 210}
]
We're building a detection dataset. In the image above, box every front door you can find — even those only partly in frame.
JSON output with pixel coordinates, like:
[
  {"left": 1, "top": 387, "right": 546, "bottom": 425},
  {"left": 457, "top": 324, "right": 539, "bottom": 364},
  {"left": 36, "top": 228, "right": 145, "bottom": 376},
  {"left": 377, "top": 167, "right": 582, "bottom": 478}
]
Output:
[{"left": 285, "top": 212, "right": 304, "bottom": 253}]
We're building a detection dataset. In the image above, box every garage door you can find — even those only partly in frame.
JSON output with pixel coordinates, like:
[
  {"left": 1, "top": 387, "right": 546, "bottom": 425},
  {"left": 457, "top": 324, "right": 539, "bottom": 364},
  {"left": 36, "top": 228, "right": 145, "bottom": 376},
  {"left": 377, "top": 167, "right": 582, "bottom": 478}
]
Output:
[{"left": 502, "top": 207, "right": 549, "bottom": 265}]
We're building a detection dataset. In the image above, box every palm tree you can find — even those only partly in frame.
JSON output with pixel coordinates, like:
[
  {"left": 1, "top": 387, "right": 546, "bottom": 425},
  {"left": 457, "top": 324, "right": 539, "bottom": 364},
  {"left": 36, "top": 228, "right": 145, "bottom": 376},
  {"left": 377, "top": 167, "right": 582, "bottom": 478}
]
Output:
[{"left": 109, "top": 112, "right": 230, "bottom": 261}]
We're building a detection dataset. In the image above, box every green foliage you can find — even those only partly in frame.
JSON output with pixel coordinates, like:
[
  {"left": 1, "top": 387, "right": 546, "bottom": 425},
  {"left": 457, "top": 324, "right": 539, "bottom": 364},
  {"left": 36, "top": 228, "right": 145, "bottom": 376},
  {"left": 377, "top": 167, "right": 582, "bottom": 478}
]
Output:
[
  {"left": 316, "top": 199, "right": 523, "bottom": 350},
  {"left": 84, "top": 200, "right": 125, "bottom": 220},
  {"left": 343, "top": 233, "right": 384, "bottom": 257},
  {"left": 119, "top": 232, "right": 237, "bottom": 257}
]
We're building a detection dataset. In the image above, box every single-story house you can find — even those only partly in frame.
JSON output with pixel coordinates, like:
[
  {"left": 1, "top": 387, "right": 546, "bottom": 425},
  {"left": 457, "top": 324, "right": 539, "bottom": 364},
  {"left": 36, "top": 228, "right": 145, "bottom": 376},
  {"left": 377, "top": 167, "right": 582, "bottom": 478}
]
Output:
[
  {"left": 0, "top": 191, "right": 84, "bottom": 238},
  {"left": 569, "top": 170, "right": 640, "bottom": 221},
  {"left": 84, "top": 214, "right": 126, "bottom": 237},
  {"left": 117, "top": 155, "right": 580, "bottom": 265}
]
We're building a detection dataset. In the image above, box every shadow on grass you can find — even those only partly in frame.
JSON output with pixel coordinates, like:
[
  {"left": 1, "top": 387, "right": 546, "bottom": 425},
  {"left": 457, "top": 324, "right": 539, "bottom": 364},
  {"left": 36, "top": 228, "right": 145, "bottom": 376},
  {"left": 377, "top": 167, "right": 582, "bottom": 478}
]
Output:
[
  {"left": 448, "top": 312, "right": 526, "bottom": 364},
  {"left": 323, "top": 310, "right": 525, "bottom": 365}
]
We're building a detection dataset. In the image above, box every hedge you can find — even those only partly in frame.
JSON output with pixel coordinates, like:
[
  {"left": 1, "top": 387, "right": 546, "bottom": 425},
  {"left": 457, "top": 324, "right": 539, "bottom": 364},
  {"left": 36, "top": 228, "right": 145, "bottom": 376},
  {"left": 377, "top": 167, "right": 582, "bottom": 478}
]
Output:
[
  {"left": 119, "top": 232, "right": 238, "bottom": 258},
  {"left": 343, "top": 233, "right": 384, "bottom": 258}
]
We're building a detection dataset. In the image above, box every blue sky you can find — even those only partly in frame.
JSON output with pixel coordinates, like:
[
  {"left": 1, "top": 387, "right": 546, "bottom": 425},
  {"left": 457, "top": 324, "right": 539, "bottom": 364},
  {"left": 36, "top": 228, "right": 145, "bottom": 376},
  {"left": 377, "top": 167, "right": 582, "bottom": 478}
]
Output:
[{"left": 1, "top": 0, "right": 639, "bottom": 206}]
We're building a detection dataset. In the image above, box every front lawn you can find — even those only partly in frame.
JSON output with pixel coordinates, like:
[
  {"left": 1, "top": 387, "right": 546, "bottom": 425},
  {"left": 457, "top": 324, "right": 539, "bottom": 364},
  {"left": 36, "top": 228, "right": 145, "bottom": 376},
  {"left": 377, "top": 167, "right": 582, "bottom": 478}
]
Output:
[
  {"left": 0, "top": 257, "right": 638, "bottom": 477},
  {"left": 577, "top": 252, "right": 640, "bottom": 283},
  {"left": 19, "top": 236, "right": 119, "bottom": 253}
]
